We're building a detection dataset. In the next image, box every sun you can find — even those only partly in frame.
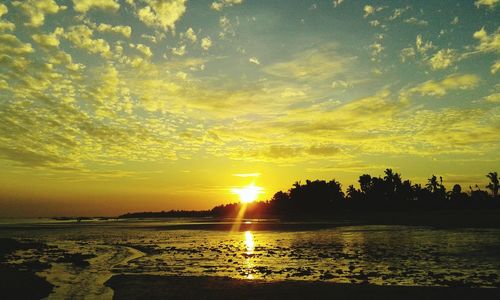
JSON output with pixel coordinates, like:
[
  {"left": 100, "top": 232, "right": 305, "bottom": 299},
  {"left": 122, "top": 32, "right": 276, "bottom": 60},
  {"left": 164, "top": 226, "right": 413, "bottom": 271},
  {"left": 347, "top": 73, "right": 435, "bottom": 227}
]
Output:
[{"left": 232, "top": 184, "right": 262, "bottom": 203}]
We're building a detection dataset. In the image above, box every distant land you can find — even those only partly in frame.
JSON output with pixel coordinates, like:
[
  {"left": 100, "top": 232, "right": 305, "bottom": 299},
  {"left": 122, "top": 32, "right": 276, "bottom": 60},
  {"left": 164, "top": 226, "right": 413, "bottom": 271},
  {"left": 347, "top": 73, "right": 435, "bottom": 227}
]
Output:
[{"left": 49, "top": 170, "right": 499, "bottom": 224}]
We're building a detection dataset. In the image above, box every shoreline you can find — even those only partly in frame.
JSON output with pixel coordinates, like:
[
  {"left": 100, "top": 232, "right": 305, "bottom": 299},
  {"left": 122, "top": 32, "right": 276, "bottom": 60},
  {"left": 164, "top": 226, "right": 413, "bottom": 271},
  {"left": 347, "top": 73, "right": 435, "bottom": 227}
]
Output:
[
  {"left": 105, "top": 275, "right": 500, "bottom": 300},
  {"left": 1, "top": 210, "right": 500, "bottom": 231}
]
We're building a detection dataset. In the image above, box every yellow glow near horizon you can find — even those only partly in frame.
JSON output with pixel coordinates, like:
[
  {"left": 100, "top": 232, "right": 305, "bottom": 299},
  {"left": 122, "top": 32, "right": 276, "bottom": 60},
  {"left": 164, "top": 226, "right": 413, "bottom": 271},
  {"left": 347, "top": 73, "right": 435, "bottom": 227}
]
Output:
[
  {"left": 232, "top": 184, "right": 263, "bottom": 203},
  {"left": 1, "top": 1, "right": 498, "bottom": 218}
]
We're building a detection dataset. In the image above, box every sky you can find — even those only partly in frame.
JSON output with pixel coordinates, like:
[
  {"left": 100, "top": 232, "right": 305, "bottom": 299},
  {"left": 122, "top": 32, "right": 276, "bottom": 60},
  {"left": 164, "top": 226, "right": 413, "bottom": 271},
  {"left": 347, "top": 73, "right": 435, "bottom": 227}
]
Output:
[{"left": 0, "top": 0, "right": 498, "bottom": 217}]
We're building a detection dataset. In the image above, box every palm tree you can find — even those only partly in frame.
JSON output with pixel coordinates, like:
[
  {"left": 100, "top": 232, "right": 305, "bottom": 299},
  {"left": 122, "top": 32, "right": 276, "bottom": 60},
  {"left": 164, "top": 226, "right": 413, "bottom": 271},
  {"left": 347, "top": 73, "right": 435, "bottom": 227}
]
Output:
[
  {"left": 426, "top": 175, "right": 439, "bottom": 193},
  {"left": 358, "top": 174, "right": 372, "bottom": 194},
  {"left": 384, "top": 169, "right": 395, "bottom": 183},
  {"left": 486, "top": 172, "right": 499, "bottom": 197}
]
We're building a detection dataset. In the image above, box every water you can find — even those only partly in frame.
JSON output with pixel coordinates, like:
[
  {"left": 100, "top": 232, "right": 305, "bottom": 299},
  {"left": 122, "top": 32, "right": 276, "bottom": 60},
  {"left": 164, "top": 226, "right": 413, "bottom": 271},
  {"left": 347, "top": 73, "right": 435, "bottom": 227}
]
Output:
[{"left": 1, "top": 219, "right": 499, "bottom": 299}]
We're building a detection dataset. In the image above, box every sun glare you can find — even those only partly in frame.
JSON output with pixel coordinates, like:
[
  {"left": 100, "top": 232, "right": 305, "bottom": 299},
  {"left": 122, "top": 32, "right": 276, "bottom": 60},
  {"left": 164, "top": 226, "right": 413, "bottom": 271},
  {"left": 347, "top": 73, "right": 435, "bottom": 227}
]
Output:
[{"left": 232, "top": 184, "right": 262, "bottom": 203}]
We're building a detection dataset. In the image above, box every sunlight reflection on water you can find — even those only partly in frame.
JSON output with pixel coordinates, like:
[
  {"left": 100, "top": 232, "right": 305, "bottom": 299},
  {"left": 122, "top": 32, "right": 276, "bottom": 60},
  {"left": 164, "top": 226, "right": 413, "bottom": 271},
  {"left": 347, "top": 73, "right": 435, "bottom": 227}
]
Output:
[
  {"left": 244, "top": 231, "right": 255, "bottom": 279},
  {"left": 2, "top": 222, "right": 500, "bottom": 298},
  {"left": 245, "top": 231, "right": 254, "bottom": 254}
]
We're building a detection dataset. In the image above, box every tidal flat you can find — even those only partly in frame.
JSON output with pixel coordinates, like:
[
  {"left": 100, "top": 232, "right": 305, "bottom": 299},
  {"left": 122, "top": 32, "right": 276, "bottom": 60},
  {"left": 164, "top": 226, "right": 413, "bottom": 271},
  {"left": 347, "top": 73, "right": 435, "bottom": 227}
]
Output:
[{"left": 0, "top": 214, "right": 500, "bottom": 299}]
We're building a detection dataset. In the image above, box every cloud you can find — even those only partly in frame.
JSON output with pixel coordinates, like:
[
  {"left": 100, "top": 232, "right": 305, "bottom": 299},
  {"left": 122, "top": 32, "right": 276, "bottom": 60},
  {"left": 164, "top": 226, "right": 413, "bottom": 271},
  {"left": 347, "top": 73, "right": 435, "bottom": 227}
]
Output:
[
  {"left": 263, "top": 45, "right": 349, "bottom": 82},
  {"left": 400, "top": 47, "right": 416, "bottom": 62},
  {"left": 332, "top": 0, "right": 344, "bottom": 8},
  {"left": 370, "top": 41, "right": 384, "bottom": 62},
  {"left": 218, "top": 15, "right": 238, "bottom": 39},
  {"left": 408, "top": 74, "right": 480, "bottom": 97},
  {"left": 205, "top": 88, "right": 414, "bottom": 162},
  {"left": 97, "top": 23, "right": 131, "bottom": 38},
  {"left": 13, "top": 0, "right": 62, "bottom": 27},
  {"left": 130, "top": 43, "right": 153, "bottom": 57},
  {"left": 31, "top": 28, "right": 64, "bottom": 49},
  {"left": 429, "top": 49, "right": 457, "bottom": 70},
  {"left": 0, "top": 21, "right": 15, "bottom": 32},
  {"left": 491, "top": 60, "right": 500, "bottom": 74},
  {"left": 246, "top": 145, "right": 342, "bottom": 160},
  {"left": 63, "top": 25, "right": 112, "bottom": 58},
  {"left": 0, "top": 34, "right": 34, "bottom": 55},
  {"left": 0, "top": 2, "right": 497, "bottom": 175},
  {"left": 172, "top": 44, "right": 186, "bottom": 56},
  {"left": 363, "top": 5, "right": 383, "bottom": 18},
  {"left": 398, "top": 108, "right": 500, "bottom": 154},
  {"left": 473, "top": 27, "right": 500, "bottom": 53},
  {"left": 211, "top": 0, "right": 243, "bottom": 11},
  {"left": 182, "top": 27, "right": 197, "bottom": 43},
  {"left": 141, "top": 34, "right": 157, "bottom": 43},
  {"left": 136, "top": 0, "right": 187, "bottom": 31},
  {"left": 474, "top": 0, "right": 499, "bottom": 8},
  {"left": 416, "top": 34, "right": 434, "bottom": 55},
  {"left": 0, "top": 4, "right": 7, "bottom": 17},
  {"left": 249, "top": 57, "right": 260, "bottom": 65},
  {"left": 47, "top": 49, "right": 85, "bottom": 71},
  {"left": 0, "top": 144, "right": 70, "bottom": 168},
  {"left": 404, "top": 17, "right": 428, "bottom": 26},
  {"left": 331, "top": 80, "right": 352, "bottom": 90},
  {"left": 306, "top": 144, "right": 342, "bottom": 156},
  {"left": 233, "top": 173, "right": 260, "bottom": 177},
  {"left": 201, "top": 36, "right": 212, "bottom": 50},
  {"left": 388, "top": 7, "right": 410, "bottom": 21},
  {"left": 0, "top": 4, "right": 15, "bottom": 32},
  {"left": 400, "top": 34, "right": 435, "bottom": 64},
  {"left": 483, "top": 92, "right": 500, "bottom": 103},
  {"left": 72, "top": 0, "right": 120, "bottom": 13},
  {"left": 0, "top": 56, "right": 203, "bottom": 169}
]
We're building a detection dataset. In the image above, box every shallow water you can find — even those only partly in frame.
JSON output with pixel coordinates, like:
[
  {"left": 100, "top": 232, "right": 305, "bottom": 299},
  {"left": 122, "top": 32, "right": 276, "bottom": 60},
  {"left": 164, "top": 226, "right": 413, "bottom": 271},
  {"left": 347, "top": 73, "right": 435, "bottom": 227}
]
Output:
[{"left": 1, "top": 219, "right": 499, "bottom": 298}]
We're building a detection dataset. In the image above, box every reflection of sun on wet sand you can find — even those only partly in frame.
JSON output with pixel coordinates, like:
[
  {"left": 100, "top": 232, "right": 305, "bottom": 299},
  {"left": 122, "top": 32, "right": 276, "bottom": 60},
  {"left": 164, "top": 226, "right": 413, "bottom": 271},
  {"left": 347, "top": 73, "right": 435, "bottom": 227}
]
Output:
[{"left": 243, "top": 231, "right": 255, "bottom": 279}]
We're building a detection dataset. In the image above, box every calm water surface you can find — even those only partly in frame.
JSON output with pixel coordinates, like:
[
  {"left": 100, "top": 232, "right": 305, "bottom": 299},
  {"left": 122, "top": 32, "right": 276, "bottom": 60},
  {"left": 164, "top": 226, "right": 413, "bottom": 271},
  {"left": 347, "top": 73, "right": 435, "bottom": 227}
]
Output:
[{"left": 1, "top": 219, "right": 499, "bottom": 299}]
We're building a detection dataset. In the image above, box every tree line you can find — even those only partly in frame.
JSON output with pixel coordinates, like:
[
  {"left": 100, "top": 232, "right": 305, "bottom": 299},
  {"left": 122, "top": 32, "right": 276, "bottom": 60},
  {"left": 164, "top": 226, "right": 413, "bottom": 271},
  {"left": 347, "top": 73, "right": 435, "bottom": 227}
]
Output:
[
  {"left": 211, "top": 170, "right": 499, "bottom": 217},
  {"left": 120, "top": 170, "right": 499, "bottom": 218}
]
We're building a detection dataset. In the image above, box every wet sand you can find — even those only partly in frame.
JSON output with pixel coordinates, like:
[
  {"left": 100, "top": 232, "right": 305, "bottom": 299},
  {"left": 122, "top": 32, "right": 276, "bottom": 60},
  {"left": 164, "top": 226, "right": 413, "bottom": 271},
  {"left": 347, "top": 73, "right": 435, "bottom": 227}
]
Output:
[
  {"left": 0, "top": 266, "right": 54, "bottom": 299},
  {"left": 0, "top": 238, "right": 54, "bottom": 299},
  {"left": 127, "top": 209, "right": 500, "bottom": 231},
  {"left": 2, "top": 213, "right": 500, "bottom": 298},
  {"left": 105, "top": 275, "right": 500, "bottom": 300}
]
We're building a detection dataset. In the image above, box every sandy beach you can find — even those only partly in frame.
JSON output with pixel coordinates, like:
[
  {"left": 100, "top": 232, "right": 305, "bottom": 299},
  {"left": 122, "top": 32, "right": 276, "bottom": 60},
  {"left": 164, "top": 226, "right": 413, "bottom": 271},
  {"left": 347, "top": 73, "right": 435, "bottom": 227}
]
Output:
[
  {"left": 0, "top": 266, "right": 54, "bottom": 299},
  {"left": 1, "top": 216, "right": 500, "bottom": 298},
  {"left": 105, "top": 275, "right": 500, "bottom": 300},
  {"left": 0, "top": 238, "right": 54, "bottom": 299}
]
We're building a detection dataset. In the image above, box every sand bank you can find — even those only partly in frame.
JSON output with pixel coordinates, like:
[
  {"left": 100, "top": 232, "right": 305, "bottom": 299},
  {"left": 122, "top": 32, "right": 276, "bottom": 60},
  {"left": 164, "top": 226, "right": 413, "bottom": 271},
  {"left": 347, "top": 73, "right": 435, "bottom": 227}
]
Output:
[{"left": 105, "top": 275, "right": 500, "bottom": 300}]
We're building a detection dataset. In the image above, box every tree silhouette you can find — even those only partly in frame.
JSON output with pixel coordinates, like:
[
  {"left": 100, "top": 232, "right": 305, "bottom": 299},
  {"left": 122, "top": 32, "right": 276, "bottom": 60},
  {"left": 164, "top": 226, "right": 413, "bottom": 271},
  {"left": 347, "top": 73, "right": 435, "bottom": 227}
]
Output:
[
  {"left": 119, "top": 170, "right": 500, "bottom": 219},
  {"left": 452, "top": 184, "right": 462, "bottom": 194},
  {"left": 486, "top": 172, "right": 499, "bottom": 197},
  {"left": 383, "top": 168, "right": 403, "bottom": 202},
  {"left": 269, "top": 190, "right": 290, "bottom": 214},
  {"left": 288, "top": 179, "right": 344, "bottom": 213},
  {"left": 358, "top": 174, "right": 372, "bottom": 194},
  {"left": 426, "top": 175, "right": 439, "bottom": 193}
]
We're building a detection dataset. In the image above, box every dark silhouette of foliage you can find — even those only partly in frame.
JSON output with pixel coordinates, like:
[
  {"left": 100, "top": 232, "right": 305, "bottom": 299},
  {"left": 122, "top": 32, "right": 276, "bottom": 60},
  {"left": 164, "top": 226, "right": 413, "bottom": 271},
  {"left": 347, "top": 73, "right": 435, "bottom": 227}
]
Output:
[
  {"left": 119, "top": 170, "right": 500, "bottom": 219},
  {"left": 486, "top": 172, "right": 499, "bottom": 197},
  {"left": 119, "top": 210, "right": 212, "bottom": 219}
]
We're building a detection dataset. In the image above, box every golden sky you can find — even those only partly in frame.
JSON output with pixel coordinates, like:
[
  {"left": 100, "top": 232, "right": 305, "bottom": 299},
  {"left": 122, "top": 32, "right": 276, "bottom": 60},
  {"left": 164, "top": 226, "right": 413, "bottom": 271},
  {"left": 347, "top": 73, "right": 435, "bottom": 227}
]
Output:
[{"left": 0, "top": 0, "right": 499, "bottom": 217}]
